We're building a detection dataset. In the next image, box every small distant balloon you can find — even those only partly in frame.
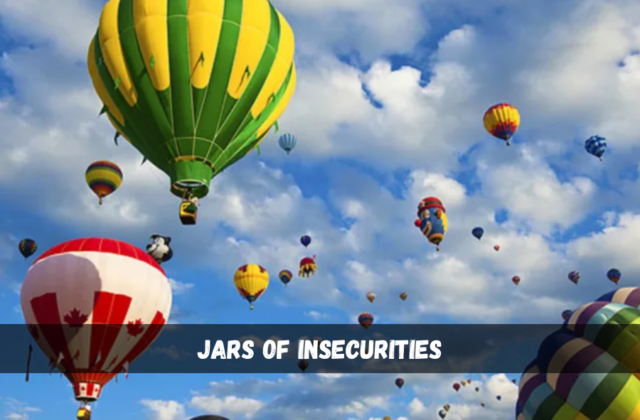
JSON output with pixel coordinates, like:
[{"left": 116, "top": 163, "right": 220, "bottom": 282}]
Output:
[
  {"left": 512, "top": 275, "right": 521, "bottom": 286},
  {"left": 300, "top": 235, "right": 311, "bottom": 248},
  {"left": 358, "top": 313, "right": 374, "bottom": 330},
  {"left": 443, "top": 404, "right": 450, "bottom": 411},
  {"left": 481, "top": 403, "right": 485, "bottom": 407},
  {"left": 461, "top": 380, "right": 467, "bottom": 386},
  {"left": 299, "top": 256, "right": 318, "bottom": 278},
  {"left": 18, "top": 239, "right": 37, "bottom": 260},
  {"left": 366, "top": 291, "right": 376, "bottom": 303},
  {"left": 399, "top": 292, "right": 408, "bottom": 301},
  {"left": 278, "top": 133, "right": 297, "bottom": 155},
  {"left": 607, "top": 268, "right": 621, "bottom": 284},
  {"left": 568, "top": 270, "right": 580, "bottom": 284},
  {"left": 279, "top": 270, "right": 293, "bottom": 286},
  {"left": 483, "top": 103, "right": 520, "bottom": 146},
  {"left": 85, "top": 160, "right": 123, "bottom": 205},
  {"left": 475, "top": 387, "right": 480, "bottom": 392},
  {"left": 585, "top": 135, "right": 607, "bottom": 161},
  {"left": 512, "top": 379, "right": 517, "bottom": 384},
  {"left": 496, "top": 395, "right": 502, "bottom": 401},
  {"left": 438, "top": 410, "right": 447, "bottom": 419},
  {"left": 395, "top": 378, "right": 404, "bottom": 389},
  {"left": 453, "top": 383, "right": 460, "bottom": 392},
  {"left": 297, "top": 360, "right": 308, "bottom": 372},
  {"left": 562, "top": 309, "right": 573, "bottom": 320},
  {"left": 472, "top": 227, "right": 484, "bottom": 240},
  {"left": 494, "top": 244, "right": 500, "bottom": 251}
]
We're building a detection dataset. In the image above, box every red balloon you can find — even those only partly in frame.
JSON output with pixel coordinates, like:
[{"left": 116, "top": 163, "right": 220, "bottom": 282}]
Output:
[
  {"left": 453, "top": 383, "right": 461, "bottom": 391},
  {"left": 20, "top": 238, "right": 172, "bottom": 404},
  {"left": 512, "top": 276, "right": 521, "bottom": 285},
  {"left": 494, "top": 245, "right": 500, "bottom": 251}
]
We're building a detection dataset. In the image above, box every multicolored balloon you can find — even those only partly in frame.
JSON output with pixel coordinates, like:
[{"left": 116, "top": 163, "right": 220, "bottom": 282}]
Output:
[
  {"left": 568, "top": 270, "right": 580, "bottom": 284},
  {"left": 85, "top": 160, "right": 123, "bottom": 205},
  {"left": 472, "top": 227, "right": 484, "bottom": 240},
  {"left": 414, "top": 197, "right": 448, "bottom": 251},
  {"left": 366, "top": 291, "right": 376, "bottom": 303},
  {"left": 18, "top": 239, "right": 37, "bottom": 260},
  {"left": 607, "top": 268, "right": 621, "bottom": 285},
  {"left": 483, "top": 103, "right": 520, "bottom": 146},
  {"left": 585, "top": 135, "right": 607, "bottom": 161},
  {"left": 461, "top": 380, "right": 467, "bottom": 386},
  {"left": 395, "top": 378, "right": 404, "bottom": 389},
  {"left": 512, "top": 275, "right": 521, "bottom": 286},
  {"left": 299, "top": 256, "right": 318, "bottom": 278},
  {"left": 358, "top": 313, "right": 374, "bottom": 330},
  {"left": 278, "top": 133, "right": 297, "bottom": 154},
  {"left": 400, "top": 292, "right": 408, "bottom": 301},
  {"left": 443, "top": 404, "right": 450, "bottom": 411},
  {"left": 300, "top": 235, "right": 311, "bottom": 248},
  {"left": 233, "top": 264, "right": 269, "bottom": 310},
  {"left": 561, "top": 309, "right": 573, "bottom": 320},
  {"left": 279, "top": 270, "right": 293, "bottom": 286},
  {"left": 516, "top": 287, "right": 640, "bottom": 420}
]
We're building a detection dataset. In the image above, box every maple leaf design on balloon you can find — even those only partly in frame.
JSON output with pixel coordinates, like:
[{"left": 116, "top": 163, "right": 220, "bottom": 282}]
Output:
[
  {"left": 64, "top": 308, "right": 88, "bottom": 327},
  {"left": 126, "top": 319, "right": 144, "bottom": 339}
]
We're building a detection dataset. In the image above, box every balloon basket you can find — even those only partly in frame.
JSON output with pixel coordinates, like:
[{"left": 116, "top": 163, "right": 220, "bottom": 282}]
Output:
[{"left": 179, "top": 202, "right": 197, "bottom": 225}]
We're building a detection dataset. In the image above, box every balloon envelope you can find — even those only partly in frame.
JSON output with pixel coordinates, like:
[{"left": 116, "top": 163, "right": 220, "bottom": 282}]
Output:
[
  {"left": 234, "top": 264, "right": 269, "bottom": 309},
  {"left": 18, "top": 239, "right": 37, "bottom": 259},
  {"left": 516, "top": 287, "right": 640, "bottom": 419},
  {"left": 88, "top": 0, "right": 297, "bottom": 200},
  {"left": 483, "top": 103, "right": 520, "bottom": 144},
  {"left": 472, "top": 227, "right": 484, "bottom": 240},
  {"left": 20, "top": 238, "right": 172, "bottom": 402},
  {"left": 278, "top": 133, "right": 297, "bottom": 154},
  {"left": 585, "top": 135, "right": 607, "bottom": 160}
]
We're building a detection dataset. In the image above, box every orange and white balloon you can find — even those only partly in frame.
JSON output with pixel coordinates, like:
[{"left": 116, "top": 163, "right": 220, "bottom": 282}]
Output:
[{"left": 20, "top": 238, "right": 172, "bottom": 404}]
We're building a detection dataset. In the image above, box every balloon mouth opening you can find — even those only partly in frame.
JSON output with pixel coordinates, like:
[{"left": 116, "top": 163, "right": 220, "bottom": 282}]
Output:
[
  {"left": 170, "top": 160, "right": 213, "bottom": 199},
  {"left": 175, "top": 180, "right": 203, "bottom": 188},
  {"left": 429, "top": 234, "right": 443, "bottom": 244}
]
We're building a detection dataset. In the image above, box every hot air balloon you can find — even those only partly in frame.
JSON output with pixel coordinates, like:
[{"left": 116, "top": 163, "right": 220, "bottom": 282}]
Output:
[
  {"left": 561, "top": 309, "right": 573, "bottom": 320},
  {"left": 88, "top": 0, "right": 297, "bottom": 224},
  {"left": 512, "top": 379, "right": 517, "bottom": 384},
  {"left": 461, "top": 380, "right": 467, "bottom": 386},
  {"left": 395, "top": 378, "right": 404, "bottom": 389},
  {"left": 366, "top": 291, "right": 376, "bottom": 303},
  {"left": 85, "top": 161, "right": 122, "bottom": 205},
  {"left": 299, "top": 256, "right": 318, "bottom": 278},
  {"left": 568, "top": 270, "right": 580, "bottom": 284},
  {"left": 512, "top": 275, "right": 521, "bottom": 286},
  {"left": 300, "top": 235, "right": 311, "bottom": 248},
  {"left": 18, "top": 239, "right": 37, "bottom": 260},
  {"left": 278, "top": 133, "right": 297, "bottom": 154},
  {"left": 472, "top": 227, "right": 484, "bottom": 240},
  {"left": 297, "top": 360, "right": 308, "bottom": 372},
  {"left": 483, "top": 103, "right": 520, "bottom": 146},
  {"left": 443, "top": 404, "right": 450, "bottom": 411},
  {"left": 21, "top": 238, "right": 172, "bottom": 417},
  {"left": 475, "top": 387, "right": 480, "bottom": 392},
  {"left": 453, "top": 383, "right": 460, "bottom": 392},
  {"left": 233, "top": 264, "right": 269, "bottom": 310},
  {"left": 414, "top": 196, "right": 448, "bottom": 251},
  {"left": 467, "top": 379, "right": 472, "bottom": 383},
  {"left": 585, "top": 135, "right": 607, "bottom": 161},
  {"left": 607, "top": 268, "right": 621, "bottom": 285},
  {"left": 400, "top": 292, "right": 408, "bottom": 301},
  {"left": 481, "top": 403, "right": 485, "bottom": 407},
  {"left": 383, "top": 417, "right": 391, "bottom": 420},
  {"left": 496, "top": 395, "right": 502, "bottom": 401},
  {"left": 358, "top": 312, "right": 374, "bottom": 330},
  {"left": 438, "top": 410, "right": 447, "bottom": 419},
  {"left": 516, "top": 287, "right": 640, "bottom": 420},
  {"left": 279, "top": 270, "right": 293, "bottom": 286},
  {"left": 494, "top": 244, "right": 500, "bottom": 251}
]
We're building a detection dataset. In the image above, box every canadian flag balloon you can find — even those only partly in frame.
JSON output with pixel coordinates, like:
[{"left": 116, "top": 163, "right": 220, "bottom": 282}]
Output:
[{"left": 20, "top": 238, "right": 172, "bottom": 403}]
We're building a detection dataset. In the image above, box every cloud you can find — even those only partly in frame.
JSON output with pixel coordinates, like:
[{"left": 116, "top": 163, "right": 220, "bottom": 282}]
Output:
[
  {"left": 141, "top": 400, "right": 186, "bottom": 420},
  {"left": 304, "top": 311, "right": 329, "bottom": 320},
  {"left": 1, "top": 398, "right": 39, "bottom": 420},
  {"left": 169, "top": 279, "right": 194, "bottom": 295},
  {"left": 189, "top": 395, "right": 264, "bottom": 419}
]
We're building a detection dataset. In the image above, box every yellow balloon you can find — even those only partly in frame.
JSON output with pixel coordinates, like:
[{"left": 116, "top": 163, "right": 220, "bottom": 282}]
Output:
[{"left": 233, "top": 264, "right": 269, "bottom": 310}]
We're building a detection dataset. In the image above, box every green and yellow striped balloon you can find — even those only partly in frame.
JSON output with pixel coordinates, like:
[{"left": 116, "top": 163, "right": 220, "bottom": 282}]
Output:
[
  {"left": 87, "top": 0, "right": 296, "bottom": 199},
  {"left": 516, "top": 288, "right": 640, "bottom": 420}
]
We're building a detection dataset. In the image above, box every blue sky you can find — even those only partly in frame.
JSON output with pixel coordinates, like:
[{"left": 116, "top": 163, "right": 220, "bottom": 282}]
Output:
[{"left": 2, "top": 0, "right": 640, "bottom": 419}]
